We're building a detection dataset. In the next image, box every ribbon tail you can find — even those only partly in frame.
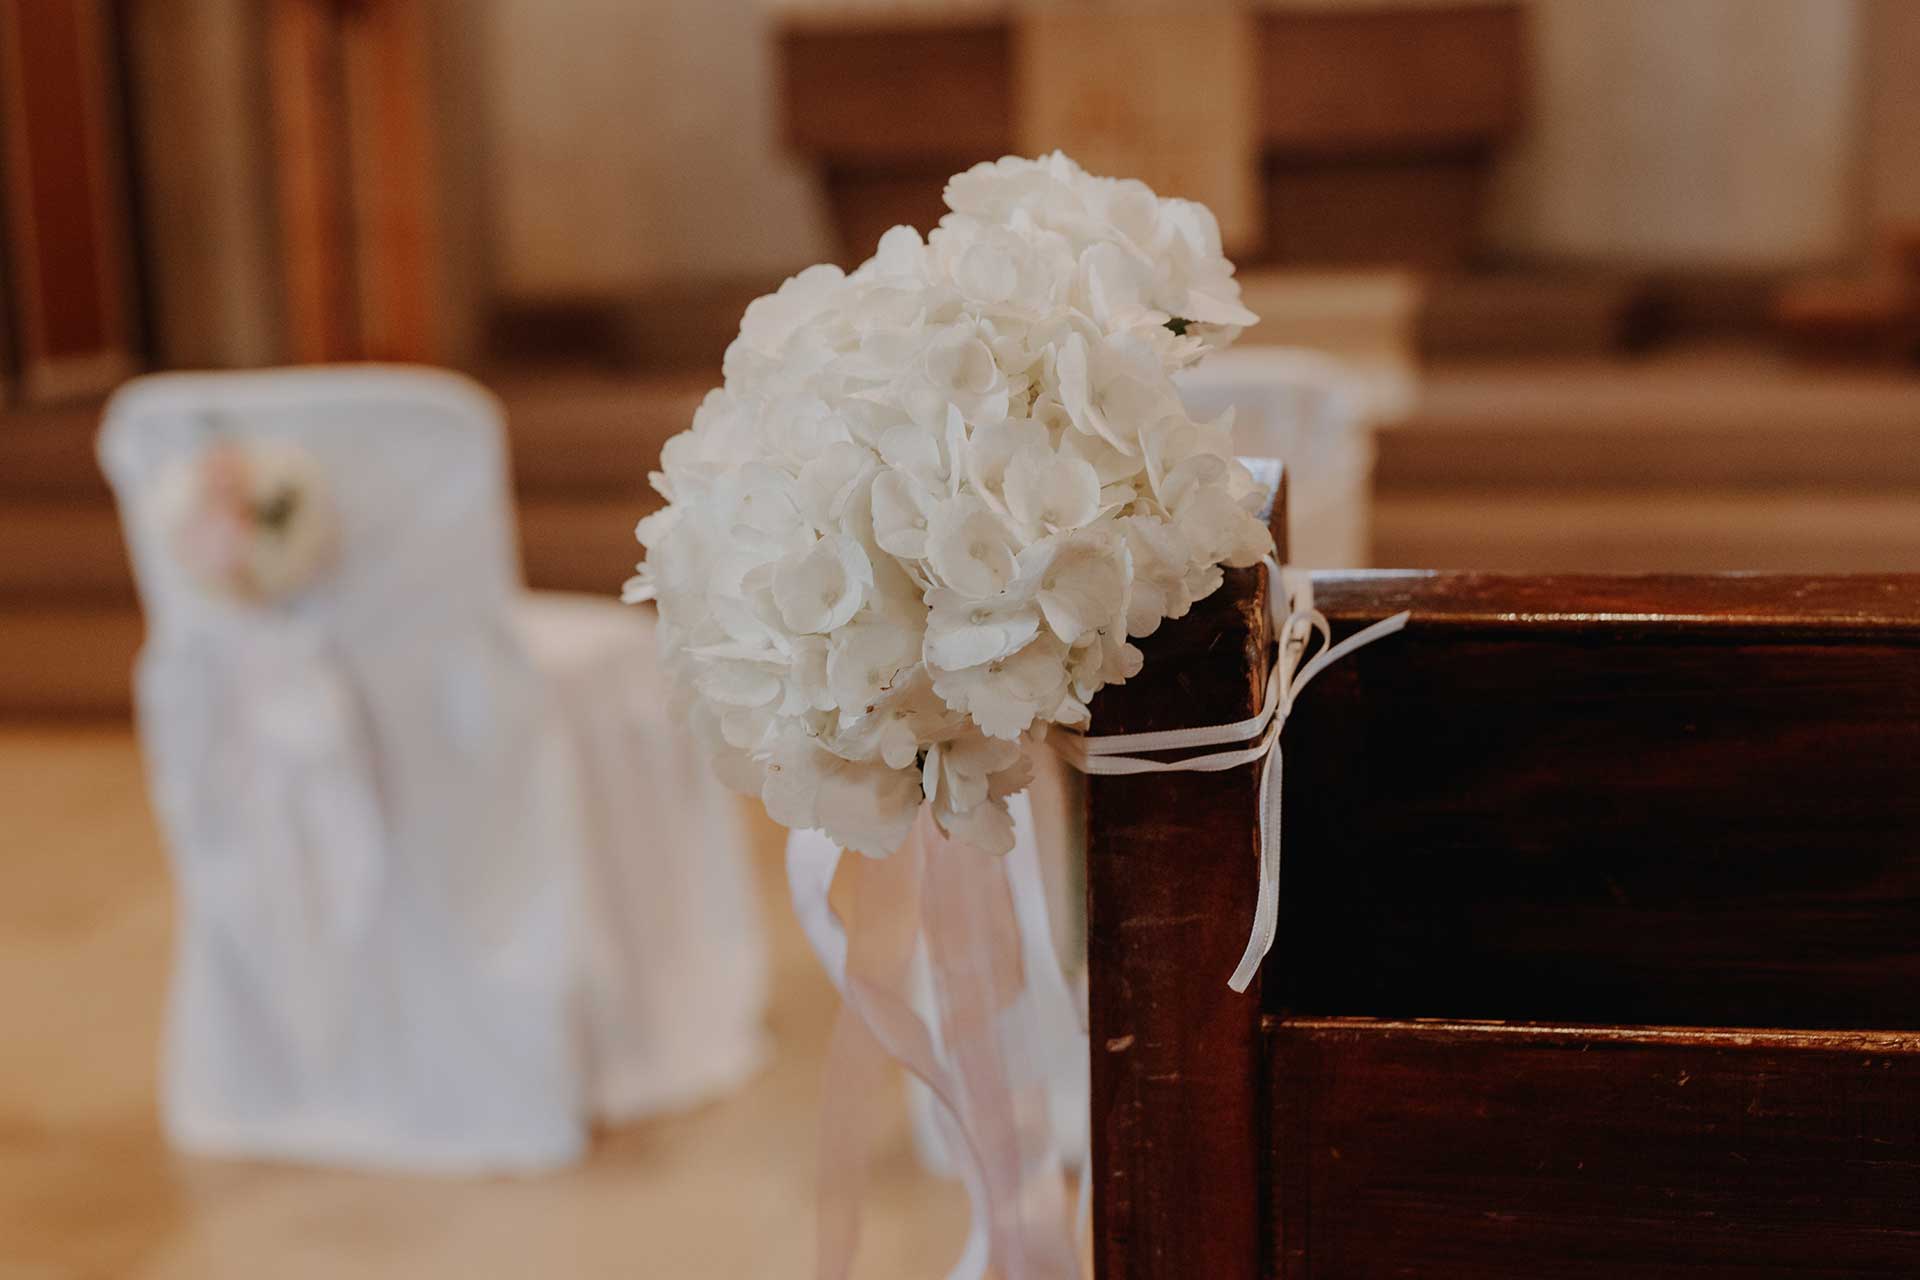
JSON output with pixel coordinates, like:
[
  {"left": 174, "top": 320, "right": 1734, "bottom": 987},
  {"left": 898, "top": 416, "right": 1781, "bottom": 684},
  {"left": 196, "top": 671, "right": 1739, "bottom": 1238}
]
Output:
[
  {"left": 921, "top": 819, "right": 1079, "bottom": 1280},
  {"left": 1227, "top": 744, "right": 1284, "bottom": 993},
  {"left": 787, "top": 826, "right": 998, "bottom": 1280}
]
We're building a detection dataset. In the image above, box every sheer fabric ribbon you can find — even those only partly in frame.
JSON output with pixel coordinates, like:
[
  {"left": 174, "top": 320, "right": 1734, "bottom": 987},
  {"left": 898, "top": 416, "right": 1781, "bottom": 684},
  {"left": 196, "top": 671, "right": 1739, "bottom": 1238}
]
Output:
[
  {"left": 1053, "top": 558, "right": 1408, "bottom": 991},
  {"left": 789, "top": 811, "right": 1081, "bottom": 1280}
]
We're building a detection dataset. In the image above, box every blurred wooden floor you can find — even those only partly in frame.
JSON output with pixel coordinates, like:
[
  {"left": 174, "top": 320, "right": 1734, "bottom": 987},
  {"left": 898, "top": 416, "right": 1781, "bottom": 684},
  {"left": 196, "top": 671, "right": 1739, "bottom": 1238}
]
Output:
[{"left": 0, "top": 726, "right": 964, "bottom": 1279}]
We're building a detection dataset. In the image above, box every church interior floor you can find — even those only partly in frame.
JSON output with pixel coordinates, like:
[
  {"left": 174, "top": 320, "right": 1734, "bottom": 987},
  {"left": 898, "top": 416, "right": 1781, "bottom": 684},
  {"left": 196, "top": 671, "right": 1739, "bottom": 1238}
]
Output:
[{"left": 0, "top": 724, "right": 965, "bottom": 1279}]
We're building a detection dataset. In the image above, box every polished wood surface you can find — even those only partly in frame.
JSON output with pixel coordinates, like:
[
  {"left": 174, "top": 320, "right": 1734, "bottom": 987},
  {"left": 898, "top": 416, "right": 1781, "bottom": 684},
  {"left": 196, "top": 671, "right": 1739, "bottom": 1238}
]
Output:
[
  {"left": 1258, "top": 3, "right": 1524, "bottom": 153},
  {"left": 1282, "top": 573, "right": 1920, "bottom": 1031},
  {"left": 268, "top": 0, "right": 359, "bottom": 364},
  {"left": 1269, "top": 1019, "right": 1920, "bottom": 1279},
  {"left": 1310, "top": 570, "right": 1920, "bottom": 633},
  {"left": 0, "top": 0, "right": 136, "bottom": 399},
  {"left": 1088, "top": 571, "right": 1920, "bottom": 1278},
  {"left": 781, "top": 19, "right": 1008, "bottom": 164},
  {"left": 0, "top": 727, "right": 964, "bottom": 1278},
  {"left": 1085, "top": 563, "right": 1272, "bottom": 1280},
  {"left": 340, "top": 0, "right": 444, "bottom": 363}
]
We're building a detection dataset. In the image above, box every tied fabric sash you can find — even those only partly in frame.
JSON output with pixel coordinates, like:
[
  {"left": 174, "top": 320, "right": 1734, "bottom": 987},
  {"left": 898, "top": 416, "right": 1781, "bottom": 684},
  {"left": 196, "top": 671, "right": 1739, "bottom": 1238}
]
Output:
[
  {"left": 790, "top": 810, "right": 1081, "bottom": 1280},
  {"left": 1052, "top": 558, "right": 1409, "bottom": 992}
]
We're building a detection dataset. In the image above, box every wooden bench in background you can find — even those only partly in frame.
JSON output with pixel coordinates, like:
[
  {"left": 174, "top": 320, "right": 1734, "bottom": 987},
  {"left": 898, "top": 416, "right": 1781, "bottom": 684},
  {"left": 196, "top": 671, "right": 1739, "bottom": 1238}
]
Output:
[
  {"left": 775, "top": 1, "right": 1526, "bottom": 269},
  {"left": 1086, "top": 566, "right": 1920, "bottom": 1277}
]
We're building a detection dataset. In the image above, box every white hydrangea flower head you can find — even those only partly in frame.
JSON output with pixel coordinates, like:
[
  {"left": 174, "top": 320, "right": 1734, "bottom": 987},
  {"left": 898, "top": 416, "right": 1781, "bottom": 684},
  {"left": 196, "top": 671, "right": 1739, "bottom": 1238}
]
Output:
[{"left": 632, "top": 153, "right": 1271, "bottom": 856}]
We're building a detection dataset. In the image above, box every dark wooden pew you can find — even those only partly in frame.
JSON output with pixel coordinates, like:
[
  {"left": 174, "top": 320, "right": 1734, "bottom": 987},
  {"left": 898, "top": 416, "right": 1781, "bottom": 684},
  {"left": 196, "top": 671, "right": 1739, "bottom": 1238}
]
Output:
[{"left": 1086, "top": 567, "right": 1920, "bottom": 1278}]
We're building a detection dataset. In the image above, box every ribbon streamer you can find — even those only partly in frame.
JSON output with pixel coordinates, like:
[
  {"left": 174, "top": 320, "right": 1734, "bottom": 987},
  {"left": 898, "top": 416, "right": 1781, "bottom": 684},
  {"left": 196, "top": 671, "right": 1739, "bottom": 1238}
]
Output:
[
  {"left": 1052, "top": 559, "right": 1409, "bottom": 992},
  {"left": 789, "top": 811, "right": 1079, "bottom": 1280}
]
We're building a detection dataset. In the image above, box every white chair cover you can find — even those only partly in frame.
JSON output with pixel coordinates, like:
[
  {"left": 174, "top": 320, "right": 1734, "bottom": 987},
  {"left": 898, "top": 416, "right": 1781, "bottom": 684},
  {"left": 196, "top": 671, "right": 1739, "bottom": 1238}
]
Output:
[
  {"left": 99, "top": 366, "right": 765, "bottom": 1171},
  {"left": 1176, "top": 347, "right": 1378, "bottom": 568},
  {"left": 515, "top": 593, "right": 767, "bottom": 1120}
]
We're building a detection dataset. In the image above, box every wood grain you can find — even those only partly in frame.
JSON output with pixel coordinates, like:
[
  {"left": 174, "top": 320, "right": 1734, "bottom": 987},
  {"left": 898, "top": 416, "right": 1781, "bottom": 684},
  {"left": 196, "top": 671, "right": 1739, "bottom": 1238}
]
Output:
[
  {"left": 0, "top": 0, "right": 135, "bottom": 399},
  {"left": 268, "top": 0, "right": 359, "bottom": 362},
  {"left": 1258, "top": 3, "right": 1525, "bottom": 154},
  {"left": 1309, "top": 571, "right": 1920, "bottom": 634},
  {"left": 341, "top": 0, "right": 443, "bottom": 362},
  {"left": 774, "top": 3, "right": 1524, "bottom": 268},
  {"left": 1275, "top": 573, "right": 1920, "bottom": 1031},
  {"left": 1270, "top": 1018, "right": 1920, "bottom": 1278},
  {"left": 1262, "top": 154, "right": 1489, "bottom": 267},
  {"left": 1088, "top": 570, "right": 1920, "bottom": 1277},
  {"left": 780, "top": 21, "right": 1010, "bottom": 164},
  {"left": 120, "top": 0, "right": 283, "bottom": 368},
  {"left": 1086, "top": 564, "right": 1271, "bottom": 1280}
]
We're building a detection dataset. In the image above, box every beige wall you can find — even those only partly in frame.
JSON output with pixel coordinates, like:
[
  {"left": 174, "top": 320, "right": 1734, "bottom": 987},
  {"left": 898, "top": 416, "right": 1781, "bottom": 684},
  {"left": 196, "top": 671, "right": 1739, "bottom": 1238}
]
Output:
[
  {"left": 1487, "top": 0, "right": 1863, "bottom": 270},
  {"left": 484, "top": 0, "right": 832, "bottom": 299},
  {"left": 479, "top": 0, "right": 1892, "bottom": 287}
]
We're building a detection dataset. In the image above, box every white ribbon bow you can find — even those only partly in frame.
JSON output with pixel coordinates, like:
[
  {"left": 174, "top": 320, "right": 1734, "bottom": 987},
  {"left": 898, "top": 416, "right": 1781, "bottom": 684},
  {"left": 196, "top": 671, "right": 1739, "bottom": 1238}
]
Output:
[{"left": 1053, "top": 559, "right": 1409, "bottom": 992}]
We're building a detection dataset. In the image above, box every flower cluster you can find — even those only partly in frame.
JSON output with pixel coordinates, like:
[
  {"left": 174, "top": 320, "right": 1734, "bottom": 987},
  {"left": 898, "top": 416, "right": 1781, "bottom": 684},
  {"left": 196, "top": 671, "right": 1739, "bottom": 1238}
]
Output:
[
  {"left": 159, "top": 438, "right": 339, "bottom": 606},
  {"left": 630, "top": 153, "right": 1271, "bottom": 855}
]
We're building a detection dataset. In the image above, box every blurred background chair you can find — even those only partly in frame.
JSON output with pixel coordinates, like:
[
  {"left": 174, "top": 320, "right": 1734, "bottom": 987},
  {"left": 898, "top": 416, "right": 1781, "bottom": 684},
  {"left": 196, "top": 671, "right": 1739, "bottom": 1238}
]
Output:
[{"left": 98, "top": 366, "right": 765, "bottom": 1171}]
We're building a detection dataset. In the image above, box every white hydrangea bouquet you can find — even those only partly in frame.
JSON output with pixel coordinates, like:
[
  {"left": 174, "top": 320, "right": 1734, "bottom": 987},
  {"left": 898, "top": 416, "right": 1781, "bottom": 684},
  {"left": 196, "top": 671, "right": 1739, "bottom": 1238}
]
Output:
[
  {"left": 619, "top": 154, "right": 1399, "bottom": 1278},
  {"left": 627, "top": 153, "right": 1273, "bottom": 859}
]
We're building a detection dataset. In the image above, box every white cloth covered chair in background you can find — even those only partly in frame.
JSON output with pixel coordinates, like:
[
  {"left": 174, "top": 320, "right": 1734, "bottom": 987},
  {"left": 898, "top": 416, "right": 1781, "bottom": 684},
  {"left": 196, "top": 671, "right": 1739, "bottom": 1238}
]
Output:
[
  {"left": 99, "top": 366, "right": 766, "bottom": 1172},
  {"left": 1176, "top": 346, "right": 1383, "bottom": 568}
]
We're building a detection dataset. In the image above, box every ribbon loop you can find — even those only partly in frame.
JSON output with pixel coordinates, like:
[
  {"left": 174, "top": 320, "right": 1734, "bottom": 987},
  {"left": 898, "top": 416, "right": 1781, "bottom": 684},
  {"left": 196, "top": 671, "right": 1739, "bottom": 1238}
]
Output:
[{"left": 1054, "top": 559, "right": 1408, "bottom": 992}]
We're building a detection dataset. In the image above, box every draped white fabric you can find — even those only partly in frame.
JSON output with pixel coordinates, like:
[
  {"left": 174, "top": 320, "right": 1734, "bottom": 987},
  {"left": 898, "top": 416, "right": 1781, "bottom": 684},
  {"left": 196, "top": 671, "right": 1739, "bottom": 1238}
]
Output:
[
  {"left": 100, "top": 367, "right": 765, "bottom": 1172},
  {"left": 516, "top": 593, "right": 769, "bottom": 1121}
]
